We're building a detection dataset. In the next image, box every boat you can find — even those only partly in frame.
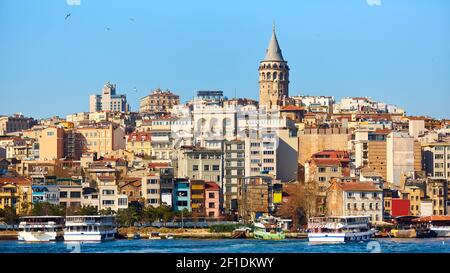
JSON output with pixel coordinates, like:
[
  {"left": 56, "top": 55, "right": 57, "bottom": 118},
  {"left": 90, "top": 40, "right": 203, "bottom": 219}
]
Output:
[
  {"left": 253, "top": 216, "right": 285, "bottom": 240},
  {"left": 413, "top": 216, "right": 450, "bottom": 237},
  {"left": 18, "top": 216, "right": 65, "bottom": 242},
  {"left": 149, "top": 232, "right": 161, "bottom": 239},
  {"left": 307, "top": 216, "right": 375, "bottom": 243},
  {"left": 390, "top": 216, "right": 418, "bottom": 238},
  {"left": 64, "top": 215, "right": 117, "bottom": 241},
  {"left": 232, "top": 227, "right": 252, "bottom": 239}
]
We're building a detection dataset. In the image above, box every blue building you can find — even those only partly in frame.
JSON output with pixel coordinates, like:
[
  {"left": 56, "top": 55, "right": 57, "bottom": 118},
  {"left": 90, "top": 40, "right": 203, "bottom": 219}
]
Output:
[{"left": 173, "top": 178, "right": 191, "bottom": 212}]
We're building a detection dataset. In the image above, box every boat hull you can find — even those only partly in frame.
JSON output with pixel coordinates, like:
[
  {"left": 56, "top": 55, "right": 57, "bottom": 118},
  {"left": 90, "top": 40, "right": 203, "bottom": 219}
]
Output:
[
  {"left": 308, "top": 230, "right": 375, "bottom": 243},
  {"left": 18, "top": 231, "right": 64, "bottom": 242},
  {"left": 64, "top": 231, "right": 116, "bottom": 241},
  {"left": 253, "top": 231, "right": 285, "bottom": 240},
  {"left": 431, "top": 227, "right": 450, "bottom": 237}
]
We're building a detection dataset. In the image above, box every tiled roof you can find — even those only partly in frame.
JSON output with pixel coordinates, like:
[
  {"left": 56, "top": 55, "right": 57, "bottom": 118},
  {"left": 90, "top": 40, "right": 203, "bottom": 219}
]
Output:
[
  {"left": 205, "top": 181, "right": 220, "bottom": 191},
  {"left": 0, "top": 177, "right": 31, "bottom": 186},
  {"left": 337, "top": 182, "right": 381, "bottom": 192}
]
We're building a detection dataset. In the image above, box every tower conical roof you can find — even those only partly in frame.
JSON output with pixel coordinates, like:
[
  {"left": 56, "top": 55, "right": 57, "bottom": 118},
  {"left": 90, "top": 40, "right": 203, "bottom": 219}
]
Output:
[{"left": 263, "top": 26, "right": 284, "bottom": 62}]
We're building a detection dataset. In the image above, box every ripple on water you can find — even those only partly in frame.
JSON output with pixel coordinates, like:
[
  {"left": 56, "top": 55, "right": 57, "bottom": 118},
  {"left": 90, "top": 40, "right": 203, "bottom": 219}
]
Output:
[{"left": 0, "top": 238, "right": 449, "bottom": 253}]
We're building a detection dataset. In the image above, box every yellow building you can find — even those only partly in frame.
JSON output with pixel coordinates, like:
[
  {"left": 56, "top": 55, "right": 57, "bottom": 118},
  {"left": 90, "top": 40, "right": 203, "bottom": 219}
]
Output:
[
  {"left": 125, "top": 132, "right": 152, "bottom": 156},
  {"left": 0, "top": 177, "right": 32, "bottom": 215},
  {"left": 402, "top": 186, "right": 423, "bottom": 216},
  {"left": 76, "top": 123, "right": 125, "bottom": 157}
]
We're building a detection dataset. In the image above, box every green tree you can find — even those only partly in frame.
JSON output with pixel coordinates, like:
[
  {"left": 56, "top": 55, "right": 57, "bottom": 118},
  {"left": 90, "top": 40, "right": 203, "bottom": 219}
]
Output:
[
  {"left": 0, "top": 206, "right": 19, "bottom": 227},
  {"left": 31, "top": 202, "right": 65, "bottom": 216},
  {"left": 116, "top": 207, "right": 141, "bottom": 227}
]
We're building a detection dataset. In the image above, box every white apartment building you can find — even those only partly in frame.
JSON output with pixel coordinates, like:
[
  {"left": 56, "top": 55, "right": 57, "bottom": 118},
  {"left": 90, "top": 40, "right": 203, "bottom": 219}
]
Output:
[{"left": 423, "top": 142, "right": 450, "bottom": 179}]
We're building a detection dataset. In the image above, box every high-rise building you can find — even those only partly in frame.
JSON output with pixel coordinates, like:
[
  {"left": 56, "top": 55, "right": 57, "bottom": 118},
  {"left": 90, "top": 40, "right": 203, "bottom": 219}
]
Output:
[
  {"left": 259, "top": 26, "right": 290, "bottom": 109},
  {"left": 89, "top": 82, "right": 129, "bottom": 113}
]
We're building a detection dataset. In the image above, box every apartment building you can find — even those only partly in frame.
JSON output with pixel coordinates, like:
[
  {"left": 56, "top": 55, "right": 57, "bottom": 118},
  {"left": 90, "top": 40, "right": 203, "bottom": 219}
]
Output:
[
  {"left": 139, "top": 88, "right": 180, "bottom": 112},
  {"left": 0, "top": 114, "right": 34, "bottom": 135},
  {"left": 176, "top": 147, "right": 223, "bottom": 184},
  {"left": 423, "top": 142, "right": 450, "bottom": 179},
  {"left": 326, "top": 180, "right": 383, "bottom": 223},
  {"left": 173, "top": 178, "right": 190, "bottom": 212},
  {"left": 141, "top": 174, "right": 161, "bottom": 207},
  {"left": 76, "top": 123, "right": 125, "bottom": 158},
  {"left": 205, "top": 181, "right": 220, "bottom": 218},
  {"left": 125, "top": 132, "right": 152, "bottom": 156},
  {"left": 89, "top": 82, "right": 129, "bottom": 113},
  {"left": 223, "top": 139, "right": 245, "bottom": 212},
  {"left": 426, "top": 178, "right": 449, "bottom": 215}
]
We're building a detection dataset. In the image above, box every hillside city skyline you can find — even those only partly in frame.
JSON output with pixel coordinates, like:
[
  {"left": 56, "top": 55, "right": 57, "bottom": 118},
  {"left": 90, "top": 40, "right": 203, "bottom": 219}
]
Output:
[{"left": 1, "top": 0, "right": 449, "bottom": 119}]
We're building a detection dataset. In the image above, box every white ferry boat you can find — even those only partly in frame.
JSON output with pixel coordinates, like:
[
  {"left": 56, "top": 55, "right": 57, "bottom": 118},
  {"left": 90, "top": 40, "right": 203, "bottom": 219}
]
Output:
[
  {"left": 18, "top": 216, "right": 65, "bottom": 242},
  {"left": 64, "top": 215, "right": 117, "bottom": 241},
  {"left": 307, "top": 216, "right": 375, "bottom": 243}
]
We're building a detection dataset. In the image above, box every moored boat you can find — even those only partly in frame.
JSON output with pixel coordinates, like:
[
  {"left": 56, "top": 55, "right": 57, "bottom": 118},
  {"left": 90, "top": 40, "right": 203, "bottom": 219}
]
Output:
[
  {"left": 253, "top": 216, "right": 285, "bottom": 240},
  {"left": 18, "top": 216, "right": 65, "bottom": 242},
  {"left": 307, "top": 216, "right": 375, "bottom": 243},
  {"left": 413, "top": 216, "right": 450, "bottom": 238},
  {"left": 64, "top": 215, "right": 116, "bottom": 241}
]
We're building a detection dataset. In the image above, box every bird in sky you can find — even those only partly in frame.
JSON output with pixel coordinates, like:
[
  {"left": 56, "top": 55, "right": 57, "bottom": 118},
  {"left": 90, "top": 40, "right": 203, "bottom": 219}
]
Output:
[
  {"left": 106, "top": 27, "right": 111, "bottom": 31},
  {"left": 65, "top": 13, "right": 71, "bottom": 20},
  {"left": 130, "top": 18, "right": 135, "bottom": 22}
]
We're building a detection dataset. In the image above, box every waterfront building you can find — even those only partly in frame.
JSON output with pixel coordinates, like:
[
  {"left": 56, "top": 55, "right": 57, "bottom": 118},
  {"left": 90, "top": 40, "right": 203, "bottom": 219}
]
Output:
[
  {"left": 401, "top": 186, "right": 423, "bottom": 216},
  {"left": 81, "top": 187, "right": 100, "bottom": 210},
  {"left": 0, "top": 177, "right": 32, "bottom": 214},
  {"left": 119, "top": 178, "right": 142, "bottom": 204},
  {"left": 237, "top": 175, "right": 282, "bottom": 223},
  {"left": 326, "top": 180, "right": 383, "bottom": 223},
  {"left": 173, "top": 178, "right": 191, "bottom": 212},
  {"left": 57, "top": 177, "right": 83, "bottom": 209},
  {"left": 190, "top": 180, "right": 206, "bottom": 217},
  {"left": 97, "top": 176, "right": 128, "bottom": 212},
  {"left": 139, "top": 88, "right": 180, "bottom": 112},
  {"left": 195, "top": 90, "right": 224, "bottom": 107},
  {"left": 141, "top": 174, "right": 161, "bottom": 207},
  {"left": 148, "top": 162, "right": 174, "bottom": 206},
  {"left": 89, "top": 82, "right": 129, "bottom": 113},
  {"left": 205, "top": 181, "right": 220, "bottom": 218},
  {"left": 426, "top": 178, "right": 448, "bottom": 215},
  {"left": 259, "top": 26, "right": 290, "bottom": 109}
]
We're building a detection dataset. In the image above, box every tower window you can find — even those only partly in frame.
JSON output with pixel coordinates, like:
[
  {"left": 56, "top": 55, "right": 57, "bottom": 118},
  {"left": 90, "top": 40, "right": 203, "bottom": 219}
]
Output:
[
  {"left": 273, "top": 72, "right": 277, "bottom": 80},
  {"left": 267, "top": 72, "right": 271, "bottom": 80}
]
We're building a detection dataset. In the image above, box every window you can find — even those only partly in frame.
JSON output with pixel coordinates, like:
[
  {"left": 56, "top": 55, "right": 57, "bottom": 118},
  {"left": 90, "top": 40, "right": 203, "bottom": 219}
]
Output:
[
  {"left": 212, "top": 165, "right": 220, "bottom": 171},
  {"left": 204, "top": 165, "right": 210, "bottom": 171},
  {"left": 193, "top": 165, "right": 198, "bottom": 171},
  {"left": 70, "top": 192, "right": 81, "bottom": 198},
  {"left": 208, "top": 202, "right": 215, "bottom": 208},
  {"left": 347, "top": 192, "right": 354, "bottom": 198},
  {"left": 208, "top": 192, "right": 215, "bottom": 198},
  {"left": 102, "top": 200, "right": 114, "bottom": 205},
  {"left": 177, "top": 201, "right": 188, "bottom": 207},
  {"left": 318, "top": 167, "right": 326, "bottom": 173},
  {"left": 60, "top": 191, "right": 68, "bottom": 198}
]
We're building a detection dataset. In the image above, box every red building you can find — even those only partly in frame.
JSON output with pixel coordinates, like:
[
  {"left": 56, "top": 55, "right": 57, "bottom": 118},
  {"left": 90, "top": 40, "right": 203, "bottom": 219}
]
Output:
[{"left": 391, "top": 199, "right": 411, "bottom": 217}]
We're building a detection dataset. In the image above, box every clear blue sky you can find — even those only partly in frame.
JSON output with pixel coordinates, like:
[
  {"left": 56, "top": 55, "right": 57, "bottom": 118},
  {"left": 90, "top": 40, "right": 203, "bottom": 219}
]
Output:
[{"left": 1, "top": 0, "right": 449, "bottom": 119}]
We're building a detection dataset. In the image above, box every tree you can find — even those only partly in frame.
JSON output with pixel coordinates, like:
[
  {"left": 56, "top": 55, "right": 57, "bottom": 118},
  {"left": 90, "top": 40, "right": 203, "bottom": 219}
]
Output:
[
  {"left": 31, "top": 202, "right": 65, "bottom": 216},
  {"left": 276, "top": 181, "right": 319, "bottom": 229},
  {"left": 116, "top": 207, "right": 141, "bottom": 227},
  {"left": 0, "top": 206, "right": 19, "bottom": 227}
]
